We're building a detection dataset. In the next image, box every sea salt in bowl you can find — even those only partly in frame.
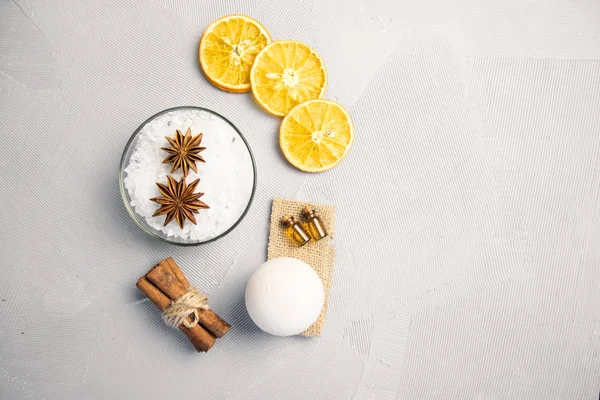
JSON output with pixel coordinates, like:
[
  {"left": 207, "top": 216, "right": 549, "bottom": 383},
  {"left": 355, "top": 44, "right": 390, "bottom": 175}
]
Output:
[{"left": 119, "top": 106, "right": 256, "bottom": 245}]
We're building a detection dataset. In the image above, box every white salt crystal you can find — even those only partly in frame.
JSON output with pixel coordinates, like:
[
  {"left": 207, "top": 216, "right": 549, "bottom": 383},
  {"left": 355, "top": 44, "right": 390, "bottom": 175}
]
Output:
[{"left": 123, "top": 108, "right": 255, "bottom": 242}]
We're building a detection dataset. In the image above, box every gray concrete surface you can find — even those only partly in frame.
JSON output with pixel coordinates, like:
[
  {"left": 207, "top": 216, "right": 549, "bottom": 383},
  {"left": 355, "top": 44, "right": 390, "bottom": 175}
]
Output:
[{"left": 1, "top": 0, "right": 600, "bottom": 399}]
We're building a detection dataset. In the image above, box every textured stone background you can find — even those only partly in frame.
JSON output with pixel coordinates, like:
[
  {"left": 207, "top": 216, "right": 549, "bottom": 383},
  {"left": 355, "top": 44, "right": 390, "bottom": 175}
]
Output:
[{"left": 1, "top": 0, "right": 600, "bottom": 399}]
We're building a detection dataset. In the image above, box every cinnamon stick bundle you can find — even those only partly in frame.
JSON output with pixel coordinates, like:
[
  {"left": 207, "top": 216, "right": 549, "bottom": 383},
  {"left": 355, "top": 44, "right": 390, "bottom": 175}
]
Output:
[{"left": 136, "top": 257, "right": 231, "bottom": 352}]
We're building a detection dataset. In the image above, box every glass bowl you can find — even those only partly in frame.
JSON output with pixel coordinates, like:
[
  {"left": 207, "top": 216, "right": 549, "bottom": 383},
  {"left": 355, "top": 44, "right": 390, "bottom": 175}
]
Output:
[{"left": 119, "top": 106, "right": 256, "bottom": 246}]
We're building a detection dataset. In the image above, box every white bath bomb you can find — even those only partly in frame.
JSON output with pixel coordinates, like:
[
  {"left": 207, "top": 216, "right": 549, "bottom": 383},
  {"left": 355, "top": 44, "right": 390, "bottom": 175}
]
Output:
[{"left": 245, "top": 257, "right": 325, "bottom": 336}]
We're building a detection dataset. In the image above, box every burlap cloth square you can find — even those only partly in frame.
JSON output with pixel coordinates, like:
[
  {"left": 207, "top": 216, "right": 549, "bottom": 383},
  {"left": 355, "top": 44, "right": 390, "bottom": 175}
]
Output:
[{"left": 267, "top": 198, "right": 336, "bottom": 336}]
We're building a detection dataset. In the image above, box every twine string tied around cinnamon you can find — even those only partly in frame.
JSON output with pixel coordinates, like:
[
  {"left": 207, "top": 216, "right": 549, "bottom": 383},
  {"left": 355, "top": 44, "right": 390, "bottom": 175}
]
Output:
[{"left": 162, "top": 286, "right": 209, "bottom": 329}]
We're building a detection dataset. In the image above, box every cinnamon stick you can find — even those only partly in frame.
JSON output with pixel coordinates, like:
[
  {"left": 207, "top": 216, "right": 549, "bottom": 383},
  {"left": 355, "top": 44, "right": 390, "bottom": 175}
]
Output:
[
  {"left": 136, "top": 276, "right": 215, "bottom": 352},
  {"left": 146, "top": 264, "right": 187, "bottom": 299},
  {"left": 161, "top": 258, "right": 231, "bottom": 337},
  {"left": 163, "top": 257, "right": 190, "bottom": 287},
  {"left": 146, "top": 264, "right": 231, "bottom": 338},
  {"left": 196, "top": 309, "right": 231, "bottom": 338}
]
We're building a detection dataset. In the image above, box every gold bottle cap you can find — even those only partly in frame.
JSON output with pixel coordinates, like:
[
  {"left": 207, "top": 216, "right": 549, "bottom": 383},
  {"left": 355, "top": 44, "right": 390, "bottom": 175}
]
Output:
[
  {"left": 281, "top": 215, "right": 296, "bottom": 227},
  {"left": 302, "top": 206, "right": 316, "bottom": 218}
]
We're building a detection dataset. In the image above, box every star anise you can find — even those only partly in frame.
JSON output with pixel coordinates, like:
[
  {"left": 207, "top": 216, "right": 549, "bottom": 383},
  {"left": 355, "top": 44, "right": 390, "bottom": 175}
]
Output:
[
  {"left": 150, "top": 175, "right": 209, "bottom": 229},
  {"left": 161, "top": 128, "right": 206, "bottom": 177}
]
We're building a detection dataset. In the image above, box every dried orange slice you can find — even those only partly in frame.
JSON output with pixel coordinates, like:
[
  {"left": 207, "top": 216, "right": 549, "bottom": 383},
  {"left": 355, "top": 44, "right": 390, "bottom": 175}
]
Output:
[
  {"left": 279, "top": 100, "right": 353, "bottom": 172},
  {"left": 250, "top": 41, "right": 327, "bottom": 116},
  {"left": 199, "top": 15, "right": 272, "bottom": 93}
]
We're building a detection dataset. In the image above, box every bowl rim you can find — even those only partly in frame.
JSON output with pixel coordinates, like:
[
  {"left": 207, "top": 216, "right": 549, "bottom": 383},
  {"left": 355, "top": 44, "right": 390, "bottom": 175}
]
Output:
[{"left": 118, "top": 105, "right": 257, "bottom": 246}]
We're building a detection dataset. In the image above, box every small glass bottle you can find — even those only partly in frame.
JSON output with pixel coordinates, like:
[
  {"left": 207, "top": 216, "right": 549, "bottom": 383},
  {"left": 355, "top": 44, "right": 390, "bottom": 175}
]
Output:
[
  {"left": 302, "top": 206, "right": 328, "bottom": 241},
  {"left": 281, "top": 215, "right": 311, "bottom": 246}
]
